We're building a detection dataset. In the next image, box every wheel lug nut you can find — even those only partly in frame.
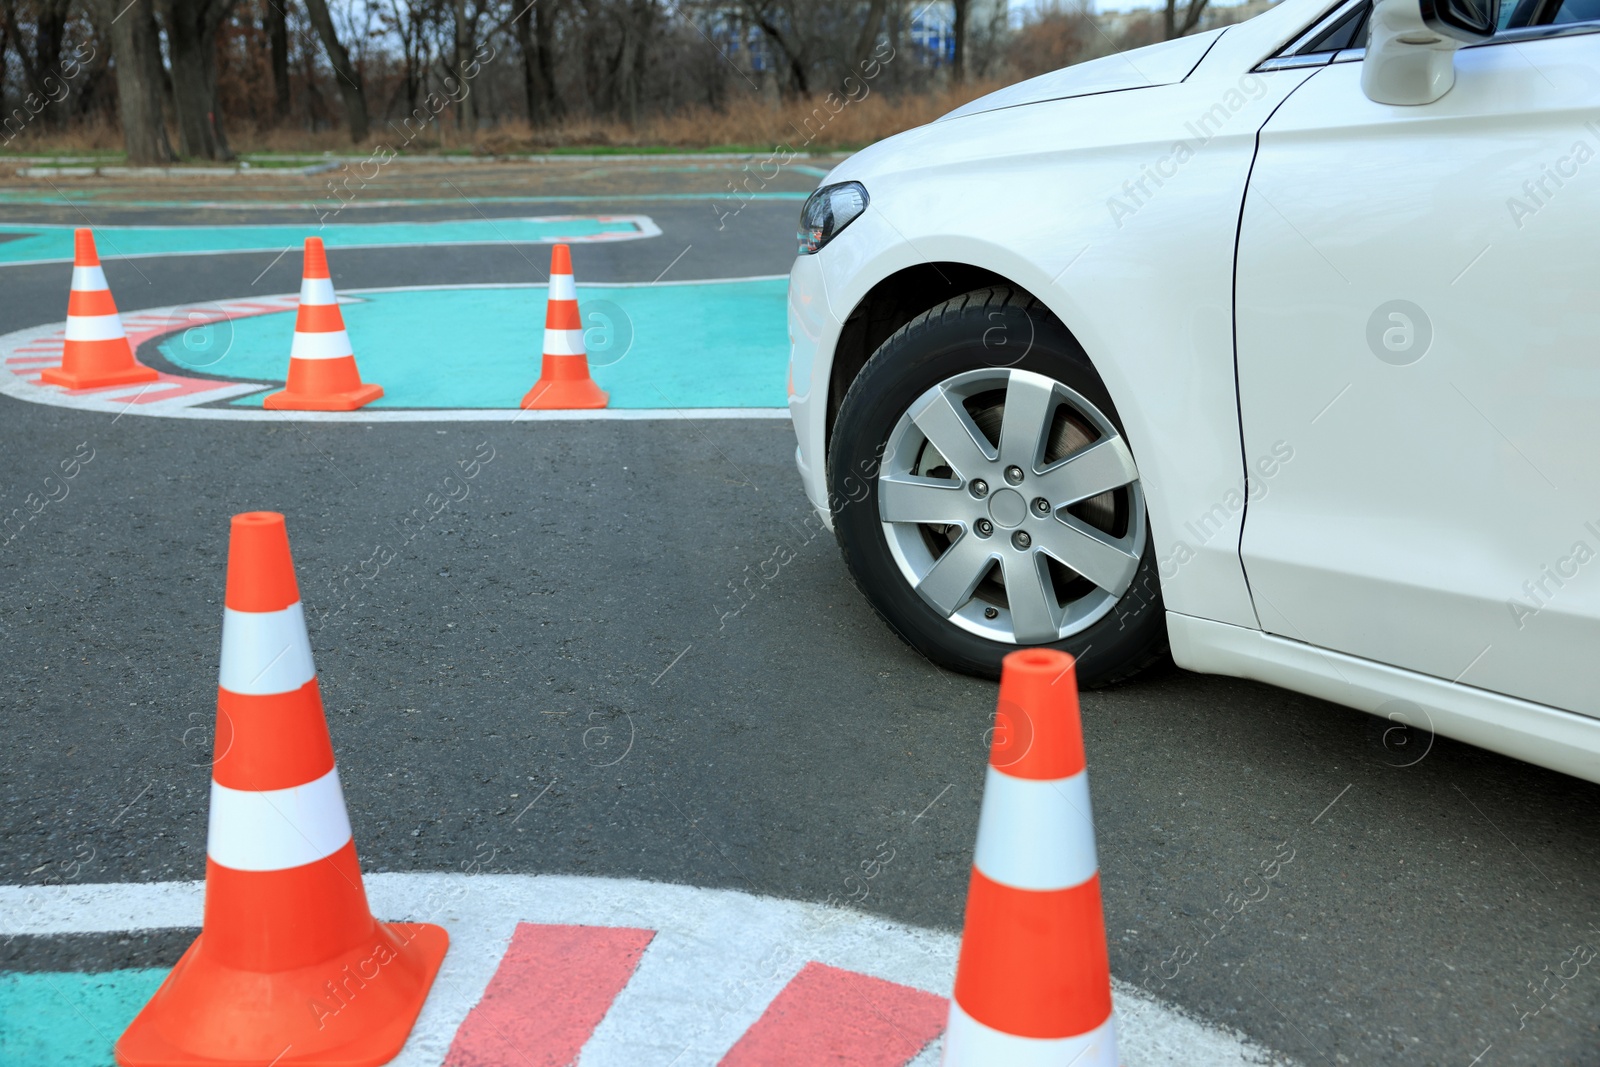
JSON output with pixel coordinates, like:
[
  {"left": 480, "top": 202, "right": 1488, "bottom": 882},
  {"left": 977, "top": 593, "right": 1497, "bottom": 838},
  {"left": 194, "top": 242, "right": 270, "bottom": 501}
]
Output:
[
  {"left": 1012, "top": 530, "right": 1031, "bottom": 550},
  {"left": 1004, "top": 465, "right": 1024, "bottom": 485},
  {"left": 970, "top": 478, "right": 989, "bottom": 498},
  {"left": 984, "top": 606, "right": 999, "bottom": 619},
  {"left": 975, "top": 518, "right": 994, "bottom": 537},
  {"left": 1032, "top": 497, "right": 1050, "bottom": 515}
]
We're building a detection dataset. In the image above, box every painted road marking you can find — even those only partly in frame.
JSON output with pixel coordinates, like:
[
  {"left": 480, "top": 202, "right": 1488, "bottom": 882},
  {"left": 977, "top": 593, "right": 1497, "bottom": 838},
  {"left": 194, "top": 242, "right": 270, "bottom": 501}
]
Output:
[
  {"left": 0, "top": 283, "right": 792, "bottom": 422},
  {"left": 719, "top": 962, "right": 946, "bottom": 1066},
  {"left": 0, "top": 874, "right": 1295, "bottom": 1066},
  {"left": 443, "top": 923, "right": 654, "bottom": 1066},
  {"left": 0, "top": 193, "right": 810, "bottom": 212},
  {"left": 0, "top": 216, "right": 660, "bottom": 266}
]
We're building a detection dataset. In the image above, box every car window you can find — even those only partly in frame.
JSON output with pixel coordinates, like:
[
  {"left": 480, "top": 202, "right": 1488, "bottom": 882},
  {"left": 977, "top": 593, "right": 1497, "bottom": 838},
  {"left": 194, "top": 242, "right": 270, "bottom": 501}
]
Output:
[
  {"left": 1289, "top": 0, "right": 1600, "bottom": 58},
  {"left": 1546, "top": 0, "right": 1600, "bottom": 22},
  {"left": 1295, "top": 3, "right": 1370, "bottom": 52}
]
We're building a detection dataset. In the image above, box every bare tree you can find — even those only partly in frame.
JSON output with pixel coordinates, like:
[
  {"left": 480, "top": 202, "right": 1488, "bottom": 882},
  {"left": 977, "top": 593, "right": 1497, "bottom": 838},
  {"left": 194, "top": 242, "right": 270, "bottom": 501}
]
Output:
[
  {"left": 515, "top": 0, "right": 570, "bottom": 123},
  {"left": 265, "top": 0, "right": 290, "bottom": 117},
  {"left": 1163, "top": 0, "right": 1208, "bottom": 39},
  {"left": 2, "top": 0, "right": 74, "bottom": 124},
  {"left": 101, "top": 0, "right": 173, "bottom": 162},
  {"left": 742, "top": 1, "right": 808, "bottom": 96},
  {"left": 161, "top": 0, "right": 237, "bottom": 159},
  {"left": 950, "top": 0, "right": 969, "bottom": 81},
  {"left": 302, "top": 0, "right": 370, "bottom": 140},
  {"left": 446, "top": 0, "right": 479, "bottom": 128},
  {"left": 850, "top": 0, "right": 886, "bottom": 74}
]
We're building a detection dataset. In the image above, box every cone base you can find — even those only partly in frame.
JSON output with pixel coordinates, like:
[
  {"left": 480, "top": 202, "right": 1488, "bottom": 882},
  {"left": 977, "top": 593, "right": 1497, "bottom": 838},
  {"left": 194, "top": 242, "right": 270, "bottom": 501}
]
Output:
[
  {"left": 115, "top": 921, "right": 447, "bottom": 1067},
  {"left": 521, "top": 378, "right": 608, "bottom": 410},
  {"left": 39, "top": 362, "right": 159, "bottom": 390},
  {"left": 262, "top": 382, "right": 384, "bottom": 412}
]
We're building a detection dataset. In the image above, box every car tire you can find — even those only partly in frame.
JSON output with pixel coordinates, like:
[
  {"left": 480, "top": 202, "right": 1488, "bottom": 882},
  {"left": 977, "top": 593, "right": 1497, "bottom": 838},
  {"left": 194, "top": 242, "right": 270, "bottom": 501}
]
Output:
[{"left": 828, "top": 286, "right": 1167, "bottom": 685}]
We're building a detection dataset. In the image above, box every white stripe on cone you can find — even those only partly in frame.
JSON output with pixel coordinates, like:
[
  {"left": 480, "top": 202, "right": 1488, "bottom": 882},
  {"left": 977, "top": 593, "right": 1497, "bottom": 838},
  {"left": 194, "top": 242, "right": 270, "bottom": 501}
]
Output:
[
  {"left": 944, "top": 1002, "right": 1119, "bottom": 1067},
  {"left": 289, "top": 329, "right": 355, "bottom": 361},
  {"left": 207, "top": 766, "right": 353, "bottom": 871},
  {"left": 218, "top": 602, "right": 317, "bottom": 695},
  {"left": 544, "top": 328, "right": 587, "bottom": 356},
  {"left": 971, "top": 767, "right": 1099, "bottom": 891},
  {"left": 299, "top": 277, "right": 338, "bottom": 305},
  {"left": 548, "top": 275, "right": 577, "bottom": 301},
  {"left": 64, "top": 314, "right": 127, "bottom": 342},
  {"left": 71, "top": 265, "right": 109, "bottom": 291}
]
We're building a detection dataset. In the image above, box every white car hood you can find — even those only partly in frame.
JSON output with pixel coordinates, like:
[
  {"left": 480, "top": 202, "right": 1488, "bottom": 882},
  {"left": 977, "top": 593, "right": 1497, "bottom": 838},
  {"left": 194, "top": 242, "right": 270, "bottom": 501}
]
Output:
[{"left": 940, "top": 28, "right": 1225, "bottom": 121}]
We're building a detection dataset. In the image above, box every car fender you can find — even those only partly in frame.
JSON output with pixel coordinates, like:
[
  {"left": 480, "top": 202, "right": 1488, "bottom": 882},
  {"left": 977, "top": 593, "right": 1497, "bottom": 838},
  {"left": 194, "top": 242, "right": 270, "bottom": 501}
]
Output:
[{"left": 810, "top": 66, "right": 1317, "bottom": 627}]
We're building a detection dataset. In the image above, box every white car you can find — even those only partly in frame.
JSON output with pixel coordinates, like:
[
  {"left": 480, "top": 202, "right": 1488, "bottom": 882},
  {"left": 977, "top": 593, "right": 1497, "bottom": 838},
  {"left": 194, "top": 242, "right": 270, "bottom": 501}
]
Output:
[{"left": 788, "top": 0, "right": 1600, "bottom": 784}]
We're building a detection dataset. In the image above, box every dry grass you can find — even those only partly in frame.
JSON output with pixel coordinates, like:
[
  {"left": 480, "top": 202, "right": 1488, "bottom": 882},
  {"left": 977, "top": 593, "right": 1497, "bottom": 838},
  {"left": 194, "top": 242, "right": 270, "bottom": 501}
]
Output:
[{"left": 0, "top": 82, "right": 1006, "bottom": 160}]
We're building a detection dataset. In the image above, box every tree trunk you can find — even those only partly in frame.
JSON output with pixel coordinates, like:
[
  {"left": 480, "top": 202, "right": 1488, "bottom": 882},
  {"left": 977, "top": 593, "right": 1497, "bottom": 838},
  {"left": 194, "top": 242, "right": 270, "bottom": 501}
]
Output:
[
  {"left": 747, "top": 7, "right": 807, "bottom": 97},
  {"left": 301, "top": 0, "right": 369, "bottom": 141},
  {"left": 265, "top": 0, "right": 290, "bottom": 118},
  {"left": 514, "top": 0, "right": 539, "bottom": 123},
  {"left": 162, "top": 0, "right": 235, "bottom": 160},
  {"left": 3, "top": 0, "right": 74, "bottom": 126},
  {"left": 449, "top": 0, "right": 475, "bottom": 129},
  {"left": 850, "top": 0, "right": 886, "bottom": 75},
  {"left": 535, "top": 0, "right": 561, "bottom": 118},
  {"left": 105, "top": 0, "right": 174, "bottom": 163},
  {"left": 1164, "top": 0, "right": 1209, "bottom": 39},
  {"left": 951, "top": 0, "right": 969, "bottom": 82}
]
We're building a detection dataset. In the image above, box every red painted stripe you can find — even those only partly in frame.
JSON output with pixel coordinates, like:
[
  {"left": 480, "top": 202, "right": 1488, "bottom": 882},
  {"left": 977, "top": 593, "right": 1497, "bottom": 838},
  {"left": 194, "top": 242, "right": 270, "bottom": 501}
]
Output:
[
  {"left": 952, "top": 867, "right": 1112, "bottom": 1040},
  {"left": 719, "top": 961, "right": 947, "bottom": 1067},
  {"left": 545, "top": 300, "right": 582, "bottom": 330},
  {"left": 296, "top": 302, "right": 347, "bottom": 333},
  {"left": 444, "top": 923, "right": 654, "bottom": 1067},
  {"left": 68, "top": 290, "right": 118, "bottom": 316},
  {"left": 990, "top": 649, "right": 1085, "bottom": 779}
]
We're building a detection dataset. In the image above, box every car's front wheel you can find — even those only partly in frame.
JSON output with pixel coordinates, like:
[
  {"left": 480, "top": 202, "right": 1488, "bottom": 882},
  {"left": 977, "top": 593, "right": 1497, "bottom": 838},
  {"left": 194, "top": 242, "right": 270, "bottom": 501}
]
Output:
[{"left": 828, "top": 287, "right": 1166, "bottom": 685}]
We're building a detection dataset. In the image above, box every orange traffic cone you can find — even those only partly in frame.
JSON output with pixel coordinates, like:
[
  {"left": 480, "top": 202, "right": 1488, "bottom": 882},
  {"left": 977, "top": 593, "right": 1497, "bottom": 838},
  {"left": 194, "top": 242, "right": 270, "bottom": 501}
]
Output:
[
  {"left": 39, "top": 229, "right": 159, "bottom": 390},
  {"left": 116, "top": 511, "right": 446, "bottom": 1067},
  {"left": 263, "top": 238, "right": 383, "bottom": 411},
  {"left": 944, "top": 649, "right": 1119, "bottom": 1066},
  {"left": 520, "top": 243, "right": 608, "bottom": 410}
]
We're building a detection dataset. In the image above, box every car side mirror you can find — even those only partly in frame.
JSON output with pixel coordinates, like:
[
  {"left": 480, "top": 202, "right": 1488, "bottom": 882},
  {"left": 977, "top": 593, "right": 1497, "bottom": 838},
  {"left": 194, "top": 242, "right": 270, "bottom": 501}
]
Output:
[{"left": 1362, "top": 0, "right": 1499, "bottom": 104}]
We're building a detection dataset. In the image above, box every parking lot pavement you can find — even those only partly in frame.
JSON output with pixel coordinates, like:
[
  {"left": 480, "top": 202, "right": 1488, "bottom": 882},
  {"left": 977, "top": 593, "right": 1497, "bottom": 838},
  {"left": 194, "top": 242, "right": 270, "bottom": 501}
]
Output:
[{"left": 1, "top": 178, "right": 1598, "bottom": 1066}]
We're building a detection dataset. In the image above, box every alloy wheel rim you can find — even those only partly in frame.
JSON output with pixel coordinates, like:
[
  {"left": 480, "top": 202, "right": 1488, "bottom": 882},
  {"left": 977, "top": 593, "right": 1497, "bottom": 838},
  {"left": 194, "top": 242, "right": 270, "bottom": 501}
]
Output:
[{"left": 877, "top": 367, "right": 1146, "bottom": 645}]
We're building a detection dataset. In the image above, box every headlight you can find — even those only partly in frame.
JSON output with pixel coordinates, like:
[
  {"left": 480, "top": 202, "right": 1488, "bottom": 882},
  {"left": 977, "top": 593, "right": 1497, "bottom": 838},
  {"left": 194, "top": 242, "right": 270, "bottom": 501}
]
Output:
[{"left": 797, "top": 181, "right": 869, "bottom": 255}]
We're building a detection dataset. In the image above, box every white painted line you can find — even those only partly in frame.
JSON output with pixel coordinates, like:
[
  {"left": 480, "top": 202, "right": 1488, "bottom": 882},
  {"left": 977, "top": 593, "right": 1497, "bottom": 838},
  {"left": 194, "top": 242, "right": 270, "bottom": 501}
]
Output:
[
  {"left": 0, "top": 215, "right": 664, "bottom": 268},
  {"left": 0, "top": 873, "right": 1297, "bottom": 1067}
]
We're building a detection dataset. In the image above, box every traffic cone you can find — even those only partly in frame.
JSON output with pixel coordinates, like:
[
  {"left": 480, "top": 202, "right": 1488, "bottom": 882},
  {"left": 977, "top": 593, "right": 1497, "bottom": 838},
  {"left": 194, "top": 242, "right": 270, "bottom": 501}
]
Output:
[
  {"left": 944, "top": 649, "right": 1119, "bottom": 1066},
  {"left": 39, "top": 228, "right": 159, "bottom": 390},
  {"left": 116, "top": 511, "right": 447, "bottom": 1067},
  {"left": 520, "top": 243, "right": 608, "bottom": 410},
  {"left": 263, "top": 238, "right": 383, "bottom": 411}
]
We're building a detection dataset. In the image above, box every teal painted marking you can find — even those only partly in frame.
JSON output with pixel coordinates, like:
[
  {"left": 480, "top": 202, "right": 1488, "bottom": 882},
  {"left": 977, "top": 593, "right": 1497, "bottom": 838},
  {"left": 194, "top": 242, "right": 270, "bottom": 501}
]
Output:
[
  {"left": 156, "top": 281, "right": 790, "bottom": 409},
  {"left": 0, "top": 217, "right": 639, "bottom": 264},
  {"left": 0, "top": 969, "right": 166, "bottom": 1066}
]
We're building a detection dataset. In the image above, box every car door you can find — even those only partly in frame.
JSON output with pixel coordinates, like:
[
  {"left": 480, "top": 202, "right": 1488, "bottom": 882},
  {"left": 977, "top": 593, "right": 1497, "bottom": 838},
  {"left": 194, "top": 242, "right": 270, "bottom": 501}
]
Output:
[{"left": 1233, "top": 20, "right": 1600, "bottom": 717}]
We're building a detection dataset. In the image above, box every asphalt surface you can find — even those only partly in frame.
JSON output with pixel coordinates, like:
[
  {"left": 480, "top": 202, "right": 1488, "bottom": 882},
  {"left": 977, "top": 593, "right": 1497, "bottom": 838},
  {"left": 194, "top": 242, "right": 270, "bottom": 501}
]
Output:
[{"left": 2, "top": 173, "right": 1599, "bottom": 1067}]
